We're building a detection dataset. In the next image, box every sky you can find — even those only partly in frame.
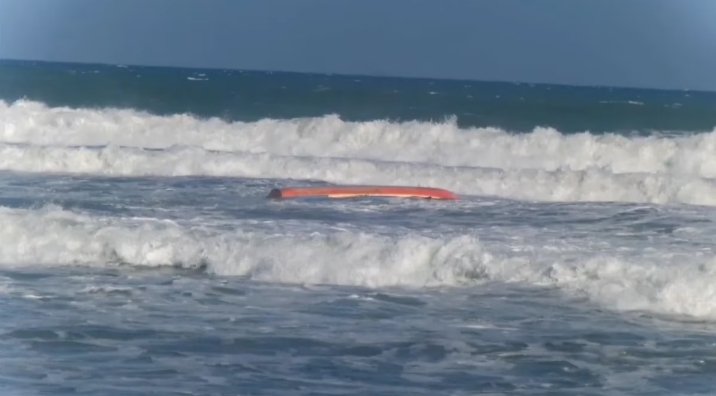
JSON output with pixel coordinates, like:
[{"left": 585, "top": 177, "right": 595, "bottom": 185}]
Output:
[{"left": 1, "top": 0, "right": 715, "bottom": 90}]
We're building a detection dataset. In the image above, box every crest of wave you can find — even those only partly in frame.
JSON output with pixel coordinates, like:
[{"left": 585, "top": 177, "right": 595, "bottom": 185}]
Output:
[
  {"left": 3, "top": 99, "right": 716, "bottom": 176},
  {"left": 0, "top": 205, "right": 488, "bottom": 288},
  {"left": 3, "top": 205, "right": 716, "bottom": 319}
]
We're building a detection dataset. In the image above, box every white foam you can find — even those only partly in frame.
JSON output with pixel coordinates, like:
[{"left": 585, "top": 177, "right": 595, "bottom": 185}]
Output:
[
  {"left": 3, "top": 143, "right": 716, "bottom": 206},
  {"left": 3, "top": 99, "right": 716, "bottom": 177},
  {"left": 0, "top": 205, "right": 484, "bottom": 287},
  {"left": 3, "top": 205, "right": 716, "bottom": 320}
]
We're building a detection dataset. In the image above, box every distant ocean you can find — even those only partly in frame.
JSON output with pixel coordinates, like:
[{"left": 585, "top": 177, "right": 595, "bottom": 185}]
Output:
[{"left": 2, "top": 59, "right": 716, "bottom": 395}]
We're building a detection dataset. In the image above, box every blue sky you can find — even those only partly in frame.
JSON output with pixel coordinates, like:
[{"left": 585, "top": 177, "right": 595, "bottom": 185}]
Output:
[{"left": 1, "top": 0, "right": 715, "bottom": 90}]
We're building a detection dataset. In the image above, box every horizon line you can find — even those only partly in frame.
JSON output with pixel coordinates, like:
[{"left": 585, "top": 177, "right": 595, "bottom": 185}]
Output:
[{"left": 0, "top": 56, "right": 713, "bottom": 95}]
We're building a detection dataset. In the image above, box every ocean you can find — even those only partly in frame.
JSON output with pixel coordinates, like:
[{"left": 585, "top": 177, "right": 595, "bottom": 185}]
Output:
[{"left": 2, "top": 59, "right": 716, "bottom": 395}]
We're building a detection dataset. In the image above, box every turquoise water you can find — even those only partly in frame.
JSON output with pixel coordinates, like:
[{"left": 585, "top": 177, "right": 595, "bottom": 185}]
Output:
[{"left": 2, "top": 59, "right": 716, "bottom": 395}]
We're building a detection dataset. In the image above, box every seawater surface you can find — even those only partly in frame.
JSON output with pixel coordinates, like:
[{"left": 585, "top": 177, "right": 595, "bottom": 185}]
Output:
[{"left": 2, "top": 60, "right": 716, "bottom": 395}]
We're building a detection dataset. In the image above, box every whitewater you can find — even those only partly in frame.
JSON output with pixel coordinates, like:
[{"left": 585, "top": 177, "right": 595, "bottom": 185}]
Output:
[
  {"left": 3, "top": 63, "right": 716, "bottom": 395},
  {"left": 5, "top": 100, "right": 716, "bottom": 206}
]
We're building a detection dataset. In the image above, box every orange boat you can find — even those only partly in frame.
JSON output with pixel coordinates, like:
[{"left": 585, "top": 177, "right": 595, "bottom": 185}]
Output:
[{"left": 267, "top": 185, "right": 458, "bottom": 200}]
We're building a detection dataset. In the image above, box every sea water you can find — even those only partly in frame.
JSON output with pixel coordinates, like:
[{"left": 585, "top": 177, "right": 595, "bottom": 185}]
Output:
[{"left": 2, "top": 60, "right": 716, "bottom": 395}]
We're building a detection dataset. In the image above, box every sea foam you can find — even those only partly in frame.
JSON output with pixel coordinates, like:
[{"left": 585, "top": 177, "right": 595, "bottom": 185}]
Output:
[
  {"left": 2, "top": 205, "right": 716, "bottom": 319},
  {"left": 3, "top": 99, "right": 716, "bottom": 206}
]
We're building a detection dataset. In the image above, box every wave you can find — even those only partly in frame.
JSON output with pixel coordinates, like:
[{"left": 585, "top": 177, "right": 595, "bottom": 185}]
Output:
[
  {"left": 2, "top": 205, "right": 716, "bottom": 320},
  {"left": 3, "top": 143, "right": 716, "bottom": 206},
  {"left": 4, "top": 99, "right": 716, "bottom": 206},
  {"left": 4, "top": 99, "right": 716, "bottom": 176}
]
